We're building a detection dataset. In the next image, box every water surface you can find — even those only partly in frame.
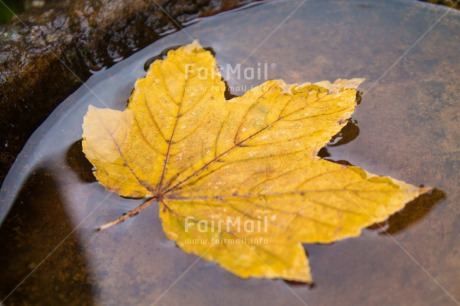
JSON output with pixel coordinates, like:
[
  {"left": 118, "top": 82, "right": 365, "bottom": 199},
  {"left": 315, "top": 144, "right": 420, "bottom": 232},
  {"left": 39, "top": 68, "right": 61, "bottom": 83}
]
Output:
[{"left": 1, "top": 0, "right": 459, "bottom": 305}]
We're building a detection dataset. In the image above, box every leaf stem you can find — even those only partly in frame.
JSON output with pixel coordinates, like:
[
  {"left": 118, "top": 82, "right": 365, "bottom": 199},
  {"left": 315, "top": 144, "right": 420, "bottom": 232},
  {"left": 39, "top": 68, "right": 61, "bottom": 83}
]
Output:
[{"left": 97, "top": 197, "right": 157, "bottom": 231}]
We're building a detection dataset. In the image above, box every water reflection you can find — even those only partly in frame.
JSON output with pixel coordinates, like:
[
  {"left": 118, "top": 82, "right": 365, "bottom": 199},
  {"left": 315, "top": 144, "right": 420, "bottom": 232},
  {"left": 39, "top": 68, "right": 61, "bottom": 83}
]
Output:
[
  {"left": 0, "top": 166, "right": 95, "bottom": 305},
  {"left": 143, "top": 45, "right": 184, "bottom": 71}
]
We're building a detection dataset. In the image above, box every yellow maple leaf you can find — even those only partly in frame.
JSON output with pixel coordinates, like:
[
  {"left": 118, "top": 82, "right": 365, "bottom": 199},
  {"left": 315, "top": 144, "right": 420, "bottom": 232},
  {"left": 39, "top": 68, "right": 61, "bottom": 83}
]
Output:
[{"left": 82, "top": 41, "right": 429, "bottom": 282}]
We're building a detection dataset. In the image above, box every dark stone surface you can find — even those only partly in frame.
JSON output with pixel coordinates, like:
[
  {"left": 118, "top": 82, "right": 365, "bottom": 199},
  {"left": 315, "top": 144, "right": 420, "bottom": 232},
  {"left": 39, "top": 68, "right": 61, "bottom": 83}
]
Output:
[
  {"left": 421, "top": 0, "right": 460, "bottom": 9},
  {"left": 0, "top": 0, "right": 257, "bottom": 184}
]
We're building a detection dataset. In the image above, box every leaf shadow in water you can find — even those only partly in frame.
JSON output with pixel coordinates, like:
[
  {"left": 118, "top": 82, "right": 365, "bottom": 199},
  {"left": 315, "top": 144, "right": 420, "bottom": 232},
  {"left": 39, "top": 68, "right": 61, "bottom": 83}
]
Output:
[
  {"left": 318, "top": 118, "right": 360, "bottom": 166},
  {"left": 0, "top": 166, "right": 96, "bottom": 305},
  {"left": 374, "top": 188, "right": 446, "bottom": 235},
  {"left": 67, "top": 140, "right": 96, "bottom": 183}
]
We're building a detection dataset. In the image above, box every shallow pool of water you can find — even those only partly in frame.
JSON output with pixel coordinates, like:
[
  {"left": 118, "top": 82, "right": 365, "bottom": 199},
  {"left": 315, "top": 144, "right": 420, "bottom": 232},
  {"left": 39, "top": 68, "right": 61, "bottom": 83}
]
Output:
[{"left": 0, "top": 0, "right": 459, "bottom": 305}]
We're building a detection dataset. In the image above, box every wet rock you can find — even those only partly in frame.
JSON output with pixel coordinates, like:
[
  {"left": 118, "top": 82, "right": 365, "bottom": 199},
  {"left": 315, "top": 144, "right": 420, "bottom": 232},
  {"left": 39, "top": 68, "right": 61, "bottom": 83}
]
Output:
[
  {"left": 0, "top": 0, "right": 256, "bottom": 183},
  {"left": 420, "top": 0, "right": 460, "bottom": 9}
]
